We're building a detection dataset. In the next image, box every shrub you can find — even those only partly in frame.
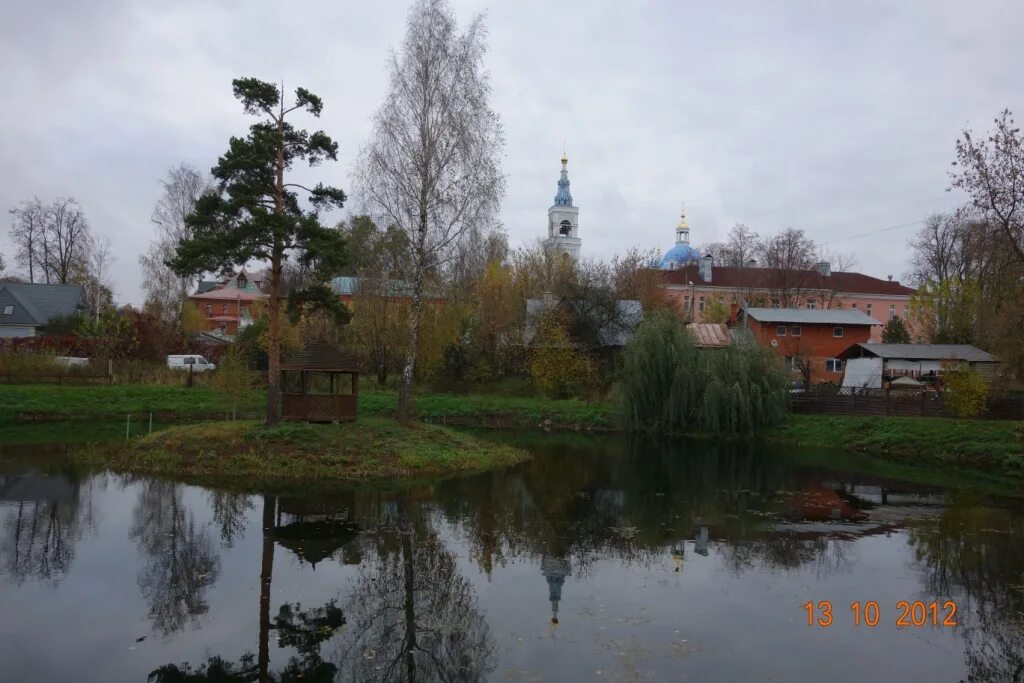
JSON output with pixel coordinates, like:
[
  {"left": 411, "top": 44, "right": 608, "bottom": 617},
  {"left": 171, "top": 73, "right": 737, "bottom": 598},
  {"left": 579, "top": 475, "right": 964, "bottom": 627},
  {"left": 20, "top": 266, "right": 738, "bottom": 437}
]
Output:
[
  {"left": 527, "top": 315, "right": 597, "bottom": 399},
  {"left": 211, "top": 346, "right": 257, "bottom": 419},
  {"left": 617, "top": 312, "right": 790, "bottom": 435},
  {"left": 943, "top": 365, "right": 989, "bottom": 418}
]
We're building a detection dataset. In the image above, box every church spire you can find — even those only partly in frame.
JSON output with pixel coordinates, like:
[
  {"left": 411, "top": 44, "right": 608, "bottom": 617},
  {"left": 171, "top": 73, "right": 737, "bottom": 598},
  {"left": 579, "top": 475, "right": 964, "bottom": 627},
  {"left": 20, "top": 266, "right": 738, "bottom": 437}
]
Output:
[
  {"left": 676, "top": 205, "right": 690, "bottom": 244},
  {"left": 554, "top": 154, "right": 573, "bottom": 207}
]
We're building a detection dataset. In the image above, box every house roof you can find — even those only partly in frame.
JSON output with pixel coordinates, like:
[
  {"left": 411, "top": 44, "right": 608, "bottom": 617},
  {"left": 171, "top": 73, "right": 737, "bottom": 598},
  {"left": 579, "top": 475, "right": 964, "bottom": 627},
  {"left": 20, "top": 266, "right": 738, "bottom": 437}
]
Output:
[
  {"left": 687, "top": 322, "right": 730, "bottom": 348},
  {"left": 281, "top": 341, "right": 361, "bottom": 372},
  {"left": 196, "top": 280, "right": 220, "bottom": 294},
  {"left": 191, "top": 287, "right": 266, "bottom": 301},
  {"left": 657, "top": 265, "right": 916, "bottom": 296},
  {"left": 744, "top": 307, "right": 880, "bottom": 326},
  {"left": 839, "top": 343, "right": 998, "bottom": 363},
  {"left": 0, "top": 283, "right": 86, "bottom": 327},
  {"left": 330, "top": 275, "right": 441, "bottom": 299}
]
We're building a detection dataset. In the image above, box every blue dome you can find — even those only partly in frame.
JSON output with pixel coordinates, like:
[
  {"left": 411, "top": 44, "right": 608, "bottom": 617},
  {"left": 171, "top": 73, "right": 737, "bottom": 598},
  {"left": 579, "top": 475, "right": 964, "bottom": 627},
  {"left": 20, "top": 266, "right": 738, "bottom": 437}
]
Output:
[{"left": 660, "top": 243, "right": 702, "bottom": 269}]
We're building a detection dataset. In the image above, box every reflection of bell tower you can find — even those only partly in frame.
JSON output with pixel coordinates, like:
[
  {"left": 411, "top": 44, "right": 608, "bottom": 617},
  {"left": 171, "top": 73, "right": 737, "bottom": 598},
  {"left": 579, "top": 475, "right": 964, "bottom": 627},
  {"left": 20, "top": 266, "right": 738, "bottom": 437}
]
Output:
[
  {"left": 544, "top": 153, "right": 581, "bottom": 261},
  {"left": 541, "top": 555, "right": 571, "bottom": 624},
  {"left": 694, "top": 526, "right": 709, "bottom": 557}
]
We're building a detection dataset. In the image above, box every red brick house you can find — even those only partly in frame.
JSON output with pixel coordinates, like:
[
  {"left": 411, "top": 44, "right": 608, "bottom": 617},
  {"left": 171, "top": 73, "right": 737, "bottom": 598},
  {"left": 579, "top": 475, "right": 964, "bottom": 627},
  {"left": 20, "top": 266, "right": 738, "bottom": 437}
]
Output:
[
  {"left": 742, "top": 307, "right": 879, "bottom": 383},
  {"left": 188, "top": 269, "right": 267, "bottom": 334}
]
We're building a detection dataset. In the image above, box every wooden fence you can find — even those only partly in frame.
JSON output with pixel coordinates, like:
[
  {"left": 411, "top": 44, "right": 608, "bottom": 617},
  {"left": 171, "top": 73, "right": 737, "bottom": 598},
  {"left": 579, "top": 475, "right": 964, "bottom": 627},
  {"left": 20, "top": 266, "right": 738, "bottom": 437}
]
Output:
[{"left": 791, "top": 387, "right": 1024, "bottom": 420}]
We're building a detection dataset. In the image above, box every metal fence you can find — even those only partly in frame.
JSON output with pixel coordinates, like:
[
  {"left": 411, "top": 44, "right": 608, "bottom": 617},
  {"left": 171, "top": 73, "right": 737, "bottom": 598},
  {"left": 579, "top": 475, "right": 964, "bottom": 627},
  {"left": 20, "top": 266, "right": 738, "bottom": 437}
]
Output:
[{"left": 790, "top": 386, "right": 1024, "bottom": 420}]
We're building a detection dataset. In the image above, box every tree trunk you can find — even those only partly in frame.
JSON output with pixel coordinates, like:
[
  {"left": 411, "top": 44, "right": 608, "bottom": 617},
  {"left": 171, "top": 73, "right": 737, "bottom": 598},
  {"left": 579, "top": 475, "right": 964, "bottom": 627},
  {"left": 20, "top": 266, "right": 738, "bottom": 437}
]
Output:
[
  {"left": 401, "top": 525, "right": 418, "bottom": 683},
  {"left": 258, "top": 495, "right": 275, "bottom": 683},
  {"left": 397, "top": 276, "right": 422, "bottom": 424},
  {"left": 265, "top": 91, "right": 286, "bottom": 427}
]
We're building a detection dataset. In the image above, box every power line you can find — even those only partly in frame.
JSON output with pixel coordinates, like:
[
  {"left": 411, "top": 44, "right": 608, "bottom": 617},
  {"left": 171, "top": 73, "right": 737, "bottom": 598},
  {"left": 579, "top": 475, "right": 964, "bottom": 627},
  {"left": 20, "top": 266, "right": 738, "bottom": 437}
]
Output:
[{"left": 815, "top": 219, "right": 929, "bottom": 245}]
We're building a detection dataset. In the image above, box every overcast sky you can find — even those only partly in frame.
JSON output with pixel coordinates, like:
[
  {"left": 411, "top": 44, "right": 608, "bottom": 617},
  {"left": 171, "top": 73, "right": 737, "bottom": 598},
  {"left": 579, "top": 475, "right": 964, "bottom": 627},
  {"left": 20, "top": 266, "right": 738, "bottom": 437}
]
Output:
[{"left": 3, "top": 0, "right": 1022, "bottom": 304}]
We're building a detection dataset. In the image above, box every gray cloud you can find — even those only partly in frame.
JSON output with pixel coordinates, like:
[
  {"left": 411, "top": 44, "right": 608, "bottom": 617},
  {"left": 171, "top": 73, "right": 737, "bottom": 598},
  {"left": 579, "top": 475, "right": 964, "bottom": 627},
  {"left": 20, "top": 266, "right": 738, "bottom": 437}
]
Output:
[{"left": 2, "top": 0, "right": 1022, "bottom": 303}]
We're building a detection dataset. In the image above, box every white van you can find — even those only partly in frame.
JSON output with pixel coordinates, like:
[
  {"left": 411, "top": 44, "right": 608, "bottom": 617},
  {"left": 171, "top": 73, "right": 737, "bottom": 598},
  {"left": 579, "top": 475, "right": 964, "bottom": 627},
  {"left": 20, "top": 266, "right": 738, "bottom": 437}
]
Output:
[{"left": 166, "top": 355, "right": 217, "bottom": 373}]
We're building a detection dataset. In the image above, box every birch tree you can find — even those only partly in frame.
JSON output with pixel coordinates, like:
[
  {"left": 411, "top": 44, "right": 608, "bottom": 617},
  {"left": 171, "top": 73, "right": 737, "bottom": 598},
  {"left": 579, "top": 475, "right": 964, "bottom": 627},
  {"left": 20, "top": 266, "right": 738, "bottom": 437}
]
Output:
[
  {"left": 356, "top": 0, "right": 505, "bottom": 422},
  {"left": 140, "top": 164, "right": 211, "bottom": 323}
]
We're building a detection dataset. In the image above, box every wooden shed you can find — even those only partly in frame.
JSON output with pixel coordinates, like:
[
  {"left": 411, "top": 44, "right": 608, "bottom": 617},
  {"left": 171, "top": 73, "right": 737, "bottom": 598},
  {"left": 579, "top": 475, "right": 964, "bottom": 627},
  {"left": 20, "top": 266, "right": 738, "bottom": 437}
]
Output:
[{"left": 281, "top": 341, "right": 361, "bottom": 423}]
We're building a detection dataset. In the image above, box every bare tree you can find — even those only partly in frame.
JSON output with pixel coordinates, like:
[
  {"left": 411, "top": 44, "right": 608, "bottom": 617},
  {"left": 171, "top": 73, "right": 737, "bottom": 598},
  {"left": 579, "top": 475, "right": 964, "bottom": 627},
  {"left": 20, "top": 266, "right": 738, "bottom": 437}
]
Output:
[
  {"left": 82, "top": 235, "right": 114, "bottom": 323},
  {"left": 42, "top": 198, "right": 91, "bottom": 284},
  {"left": 356, "top": 0, "right": 505, "bottom": 422},
  {"left": 759, "top": 228, "right": 817, "bottom": 307},
  {"left": 140, "top": 164, "right": 211, "bottom": 323},
  {"left": 8, "top": 197, "right": 47, "bottom": 282},
  {"left": 951, "top": 109, "right": 1024, "bottom": 266}
]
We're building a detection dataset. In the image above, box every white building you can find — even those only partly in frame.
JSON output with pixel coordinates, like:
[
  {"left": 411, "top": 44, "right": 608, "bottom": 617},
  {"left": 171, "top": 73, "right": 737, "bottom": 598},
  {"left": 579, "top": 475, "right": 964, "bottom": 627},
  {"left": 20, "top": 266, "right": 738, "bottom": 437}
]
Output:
[{"left": 543, "top": 153, "right": 581, "bottom": 261}]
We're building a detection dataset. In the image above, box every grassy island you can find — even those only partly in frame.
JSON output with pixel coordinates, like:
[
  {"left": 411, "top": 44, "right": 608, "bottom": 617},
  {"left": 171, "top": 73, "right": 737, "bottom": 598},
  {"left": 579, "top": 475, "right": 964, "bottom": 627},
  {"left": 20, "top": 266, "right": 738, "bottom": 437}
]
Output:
[
  {"left": 71, "top": 417, "right": 529, "bottom": 483},
  {"left": 769, "top": 415, "right": 1024, "bottom": 478}
]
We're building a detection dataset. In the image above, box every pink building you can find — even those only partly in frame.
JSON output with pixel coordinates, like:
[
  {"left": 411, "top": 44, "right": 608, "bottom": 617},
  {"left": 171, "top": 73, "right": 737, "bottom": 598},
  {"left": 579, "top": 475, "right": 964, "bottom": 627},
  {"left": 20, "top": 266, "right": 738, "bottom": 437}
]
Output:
[{"left": 658, "top": 261, "right": 916, "bottom": 342}]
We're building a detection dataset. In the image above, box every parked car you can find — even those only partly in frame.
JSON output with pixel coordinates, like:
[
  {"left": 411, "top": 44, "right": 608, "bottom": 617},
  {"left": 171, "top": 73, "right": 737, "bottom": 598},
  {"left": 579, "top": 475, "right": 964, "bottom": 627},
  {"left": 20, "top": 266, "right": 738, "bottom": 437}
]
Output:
[
  {"left": 54, "top": 356, "right": 90, "bottom": 367},
  {"left": 166, "top": 355, "right": 217, "bottom": 373}
]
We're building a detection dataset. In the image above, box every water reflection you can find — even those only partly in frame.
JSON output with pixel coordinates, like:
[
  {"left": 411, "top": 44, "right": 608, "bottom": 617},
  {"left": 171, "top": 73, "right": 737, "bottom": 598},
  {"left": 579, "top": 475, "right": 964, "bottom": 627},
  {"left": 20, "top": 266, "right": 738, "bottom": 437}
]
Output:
[
  {"left": 334, "top": 495, "right": 496, "bottom": 682},
  {"left": 1, "top": 435, "right": 1023, "bottom": 682},
  {"left": 130, "top": 479, "right": 220, "bottom": 636},
  {"left": 0, "top": 467, "right": 99, "bottom": 585}
]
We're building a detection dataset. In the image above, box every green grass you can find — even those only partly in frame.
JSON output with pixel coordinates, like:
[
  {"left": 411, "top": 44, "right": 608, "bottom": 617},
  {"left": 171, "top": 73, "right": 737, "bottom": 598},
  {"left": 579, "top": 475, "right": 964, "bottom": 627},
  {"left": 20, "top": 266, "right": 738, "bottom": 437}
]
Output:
[
  {"left": 70, "top": 417, "right": 529, "bottom": 484},
  {"left": 768, "top": 414, "right": 1024, "bottom": 479},
  {"left": 0, "top": 383, "right": 614, "bottom": 429},
  {"left": 0, "top": 384, "right": 264, "bottom": 422}
]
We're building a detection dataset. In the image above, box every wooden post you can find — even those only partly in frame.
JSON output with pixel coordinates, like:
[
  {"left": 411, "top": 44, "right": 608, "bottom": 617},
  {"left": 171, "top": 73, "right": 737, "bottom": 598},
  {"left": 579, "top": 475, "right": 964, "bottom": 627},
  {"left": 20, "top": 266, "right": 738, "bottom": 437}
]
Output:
[{"left": 885, "top": 388, "right": 891, "bottom": 416}]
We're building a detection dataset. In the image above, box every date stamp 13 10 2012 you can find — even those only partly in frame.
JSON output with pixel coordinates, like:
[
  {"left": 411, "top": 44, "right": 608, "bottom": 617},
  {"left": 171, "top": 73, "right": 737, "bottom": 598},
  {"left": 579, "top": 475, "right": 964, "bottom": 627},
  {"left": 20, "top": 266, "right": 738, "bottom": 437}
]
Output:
[{"left": 803, "top": 600, "right": 958, "bottom": 628}]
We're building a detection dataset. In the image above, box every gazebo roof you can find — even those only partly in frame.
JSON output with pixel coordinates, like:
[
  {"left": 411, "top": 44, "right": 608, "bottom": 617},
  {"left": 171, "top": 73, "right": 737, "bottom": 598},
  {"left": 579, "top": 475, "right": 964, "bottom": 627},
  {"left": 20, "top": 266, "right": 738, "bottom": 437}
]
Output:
[{"left": 281, "top": 341, "right": 361, "bottom": 372}]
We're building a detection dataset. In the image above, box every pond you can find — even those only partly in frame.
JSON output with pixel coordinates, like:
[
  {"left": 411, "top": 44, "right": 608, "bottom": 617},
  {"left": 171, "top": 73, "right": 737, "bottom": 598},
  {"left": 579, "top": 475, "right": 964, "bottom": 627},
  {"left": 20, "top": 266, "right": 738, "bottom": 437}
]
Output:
[{"left": 1, "top": 432, "right": 1022, "bottom": 682}]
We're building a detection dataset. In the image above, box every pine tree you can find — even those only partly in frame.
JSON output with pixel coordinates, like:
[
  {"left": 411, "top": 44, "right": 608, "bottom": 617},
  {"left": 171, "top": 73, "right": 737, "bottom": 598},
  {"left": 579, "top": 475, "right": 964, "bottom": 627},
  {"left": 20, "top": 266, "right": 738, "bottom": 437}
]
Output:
[
  {"left": 170, "top": 78, "right": 349, "bottom": 426},
  {"left": 881, "top": 315, "right": 911, "bottom": 344}
]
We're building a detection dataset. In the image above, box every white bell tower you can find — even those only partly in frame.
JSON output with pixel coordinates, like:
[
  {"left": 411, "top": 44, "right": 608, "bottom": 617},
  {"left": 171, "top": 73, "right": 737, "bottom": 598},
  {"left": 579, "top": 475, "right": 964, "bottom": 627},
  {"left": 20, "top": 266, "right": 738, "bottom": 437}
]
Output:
[{"left": 544, "top": 153, "right": 581, "bottom": 261}]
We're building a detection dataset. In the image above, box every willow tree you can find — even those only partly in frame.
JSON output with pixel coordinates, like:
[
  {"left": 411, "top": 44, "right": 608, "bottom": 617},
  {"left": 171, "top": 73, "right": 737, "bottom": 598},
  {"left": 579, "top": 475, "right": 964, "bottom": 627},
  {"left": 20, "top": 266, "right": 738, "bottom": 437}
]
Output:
[
  {"left": 171, "top": 78, "right": 348, "bottom": 425},
  {"left": 356, "top": 0, "right": 505, "bottom": 422}
]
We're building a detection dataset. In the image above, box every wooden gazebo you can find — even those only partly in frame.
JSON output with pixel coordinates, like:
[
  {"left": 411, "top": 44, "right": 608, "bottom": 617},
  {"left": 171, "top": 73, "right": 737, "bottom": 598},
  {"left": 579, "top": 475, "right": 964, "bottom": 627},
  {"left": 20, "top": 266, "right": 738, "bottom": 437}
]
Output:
[{"left": 280, "top": 341, "right": 361, "bottom": 423}]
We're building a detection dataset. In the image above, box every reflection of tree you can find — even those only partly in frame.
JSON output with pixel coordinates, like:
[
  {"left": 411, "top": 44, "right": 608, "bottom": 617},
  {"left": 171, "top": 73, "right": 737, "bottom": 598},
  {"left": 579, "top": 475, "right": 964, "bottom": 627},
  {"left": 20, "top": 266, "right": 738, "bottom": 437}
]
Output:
[
  {"left": 335, "top": 503, "right": 496, "bottom": 682},
  {"left": 130, "top": 480, "right": 220, "bottom": 635},
  {"left": 208, "top": 489, "right": 254, "bottom": 548},
  {"left": 148, "top": 600, "right": 342, "bottom": 682},
  {"left": 150, "top": 495, "right": 343, "bottom": 683},
  {"left": 0, "top": 470, "right": 99, "bottom": 585},
  {"left": 436, "top": 434, "right": 859, "bottom": 581},
  {"left": 907, "top": 501, "right": 1024, "bottom": 683}
]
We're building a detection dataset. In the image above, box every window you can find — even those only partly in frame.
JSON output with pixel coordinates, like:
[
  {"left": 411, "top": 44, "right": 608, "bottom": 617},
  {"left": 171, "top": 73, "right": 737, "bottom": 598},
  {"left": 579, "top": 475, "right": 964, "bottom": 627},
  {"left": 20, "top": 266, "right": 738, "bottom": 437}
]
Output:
[
  {"left": 866, "top": 303, "right": 873, "bottom": 317},
  {"left": 698, "top": 297, "right": 705, "bottom": 313},
  {"left": 826, "top": 358, "right": 843, "bottom": 373},
  {"left": 833, "top": 326, "right": 844, "bottom": 338},
  {"left": 776, "top": 325, "right": 787, "bottom": 336},
  {"left": 791, "top": 325, "right": 801, "bottom": 337},
  {"left": 205, "top": 304, "right": 212, "bottom": 315},
  {"left": 889, "top": 304, "right": 896, "bottom": 319},
  {"left": 2, "top": 305, "right": 12, "bottom": 315},
  {"left": 559, "top": 219, "right": 572, "bottom": 236},
  {"left": 903, "top": 306, "right": 909, "bottom": 319},
  {"left": 222, "top": 303, "right": 229, "bottom": 314},
  {"left": 785, "top": 355, "right": 803, "bottom": 371},
  {"left": 851, "top": 303, "right": 858, "bottom": 309},
  {"left": 683, "top": 296, "right": 690, "bottom": 310},
  {"left": 806, "top": 300, "right": 817, "bottom": 310}
]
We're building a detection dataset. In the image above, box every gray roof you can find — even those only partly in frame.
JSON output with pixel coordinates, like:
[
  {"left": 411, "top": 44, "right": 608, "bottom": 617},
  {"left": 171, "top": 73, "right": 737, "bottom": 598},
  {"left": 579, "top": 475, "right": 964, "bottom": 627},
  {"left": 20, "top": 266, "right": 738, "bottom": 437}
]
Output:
[
  {"left": 0, "top": 283, "right": 86, "bottom": 327},
  {"left": 843, "top": 343, "right": 998, "bottom": 363},
  {"left": 744, "top": 307, "right": 880, "bottom": 326},
  {"left": 196, "top": 280, "right": 220, "bottom": 294}
]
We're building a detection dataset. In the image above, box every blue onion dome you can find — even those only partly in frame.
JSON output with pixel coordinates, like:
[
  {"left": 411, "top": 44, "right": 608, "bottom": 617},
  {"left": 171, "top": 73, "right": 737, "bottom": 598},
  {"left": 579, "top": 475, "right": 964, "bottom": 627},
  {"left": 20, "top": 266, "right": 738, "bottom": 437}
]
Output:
[
  {"left": 660, "top": 242, "right": 702, "bottom": 269},
  {"left": 659, "top": 207, "right": 701, "bottom": 269}
]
